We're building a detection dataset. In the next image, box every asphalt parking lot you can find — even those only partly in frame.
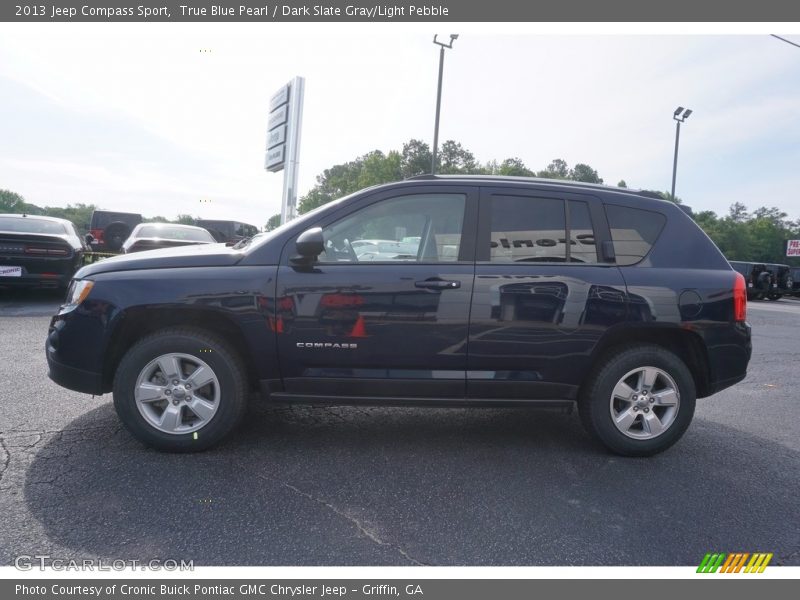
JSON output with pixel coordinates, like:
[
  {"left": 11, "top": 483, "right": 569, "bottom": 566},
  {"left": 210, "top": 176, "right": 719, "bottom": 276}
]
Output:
[{"left": 0, "top": 289, "right": 798, "bottom": 566}]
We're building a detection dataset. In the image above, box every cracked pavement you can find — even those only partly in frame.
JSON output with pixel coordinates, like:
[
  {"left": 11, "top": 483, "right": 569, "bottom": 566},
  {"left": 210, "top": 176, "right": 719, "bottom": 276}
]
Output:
[{"left": 0, "top": 291, "right": 798, "bottom": 565}]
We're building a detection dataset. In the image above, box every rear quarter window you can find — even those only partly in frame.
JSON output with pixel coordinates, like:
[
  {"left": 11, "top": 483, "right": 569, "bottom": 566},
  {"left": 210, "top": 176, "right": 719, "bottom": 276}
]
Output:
[{"left": 605, "top": 204, "right": 666, "bottom": 266}]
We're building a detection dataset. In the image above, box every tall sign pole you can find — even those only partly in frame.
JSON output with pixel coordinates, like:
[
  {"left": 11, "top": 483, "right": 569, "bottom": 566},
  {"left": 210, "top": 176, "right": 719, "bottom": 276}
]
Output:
[{"left": 266, "top": 76, "right": 305, "bottom": 224}]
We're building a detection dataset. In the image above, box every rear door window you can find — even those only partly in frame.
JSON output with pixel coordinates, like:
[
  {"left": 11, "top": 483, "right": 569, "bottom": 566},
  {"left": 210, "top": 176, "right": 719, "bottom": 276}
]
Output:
[{"left": 486, "top": 195, "right": 599, "bottom": 264}]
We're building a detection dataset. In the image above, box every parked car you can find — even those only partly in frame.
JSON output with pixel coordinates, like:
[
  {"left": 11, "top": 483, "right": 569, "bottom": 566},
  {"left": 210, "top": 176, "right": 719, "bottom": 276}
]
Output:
[
  {"left": 47, "top": 176, "right": 751, "bottom": 456},
  {"left": 764, "top": 263, "right": 793, "bottom": 301},
  {"left": 728, "top": 261, "right": 772, "bottom": 300},
  {"left": 121, "top": 223, "right": 217, "bottom": 254},
  {"left": 195, "top": 220, "right": 259, "bottom": 244},
  {"left": 88, "top": 210, "right": 143, "bottom": 252},
  {"left": 0, "top": 214, "right": 86, "bottom": 289}
]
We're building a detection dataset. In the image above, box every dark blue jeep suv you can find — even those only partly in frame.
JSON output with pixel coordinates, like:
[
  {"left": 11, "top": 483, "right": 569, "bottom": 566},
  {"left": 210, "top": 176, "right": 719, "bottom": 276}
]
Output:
[{"left": 47, "top": 176, "right": 751, "bottom": 456}]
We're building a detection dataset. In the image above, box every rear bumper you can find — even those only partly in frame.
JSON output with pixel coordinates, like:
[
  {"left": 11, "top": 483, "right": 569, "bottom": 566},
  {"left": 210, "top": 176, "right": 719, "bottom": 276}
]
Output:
[
  {"left": 704, "top": 321, "right": 751, "bottom": 396},
  {"left": 0, "top": 273, "right": 70, "bottom": 288},
  {"left": 0, "top": 256, "right": 77, "bottom": 288}
]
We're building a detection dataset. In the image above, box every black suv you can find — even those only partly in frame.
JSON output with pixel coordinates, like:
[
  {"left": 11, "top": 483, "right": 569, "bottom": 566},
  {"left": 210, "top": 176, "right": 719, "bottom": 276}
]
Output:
[
  {"left": 764, "top": 263, "right": 793, "bottom": 300},
  {"left": 47, "top": 177, "right": 751, "bottom": 456},
  {"left": 196, "top": 219, "right": 259, "bottom": 244},
  {"left": 88, "top": 210, "right": 143, "bottom": 252},
  {"left": 729, "top": 261, "right": 772, "bottom": 300}
]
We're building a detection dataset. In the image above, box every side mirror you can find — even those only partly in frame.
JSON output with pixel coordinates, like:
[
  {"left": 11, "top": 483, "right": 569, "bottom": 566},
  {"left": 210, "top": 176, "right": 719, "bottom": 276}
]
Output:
[
  {"left": 84, "top": 233, "right": 94, "bottom": 245},
  {"left": 293, "top": 227, "right": 325, "bottom": 263}
]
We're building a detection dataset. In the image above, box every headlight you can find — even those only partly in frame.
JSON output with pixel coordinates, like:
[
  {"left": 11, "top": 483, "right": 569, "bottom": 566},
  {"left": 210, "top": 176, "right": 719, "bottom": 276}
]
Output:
[{"left": 63, "top": 279, "right": 94, "bottom": 310}]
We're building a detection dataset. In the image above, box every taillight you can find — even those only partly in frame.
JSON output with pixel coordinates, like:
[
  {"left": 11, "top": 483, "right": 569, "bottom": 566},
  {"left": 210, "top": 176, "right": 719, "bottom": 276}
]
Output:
[
  {"left": 733, "top": 272, "right": 747, "bottom": 322},
  {"left": 24, "top": 247, "right": 69, "bottom": 256}
]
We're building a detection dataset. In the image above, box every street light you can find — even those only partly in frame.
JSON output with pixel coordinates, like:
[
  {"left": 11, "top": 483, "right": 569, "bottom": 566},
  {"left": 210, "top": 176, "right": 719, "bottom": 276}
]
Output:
[
  {"left": 671, "top": 106, "right": 692, "bottom": 200},
  {"left": 431, "top": 34, "right": 458, "bottom": 175}
]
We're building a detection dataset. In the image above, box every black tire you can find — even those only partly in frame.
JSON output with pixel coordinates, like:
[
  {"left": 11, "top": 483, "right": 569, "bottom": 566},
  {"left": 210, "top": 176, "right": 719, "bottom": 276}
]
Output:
[
  {"left": 578, "top": 344, "right": 696, "bottom": 457},
  {"left": 103, "top": 222, "right": 130, "bottom": 252},
  {"left": 767, "top": 294, "right": 782, "bottom": 301},
  {"left": 113, "top": 327, "right": 247, "bottom": 452}
]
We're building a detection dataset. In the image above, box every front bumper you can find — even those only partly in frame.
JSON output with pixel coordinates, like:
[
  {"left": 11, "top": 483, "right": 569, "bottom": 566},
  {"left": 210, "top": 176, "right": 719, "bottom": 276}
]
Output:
[{"left": 46, "top": 318, "right": 104, "bottom": 395}]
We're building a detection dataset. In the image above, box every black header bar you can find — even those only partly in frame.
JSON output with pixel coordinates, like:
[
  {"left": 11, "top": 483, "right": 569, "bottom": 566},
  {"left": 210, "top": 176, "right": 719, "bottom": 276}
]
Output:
[{"left": 3, "top": 0, "right": 800, "bottom": 22}]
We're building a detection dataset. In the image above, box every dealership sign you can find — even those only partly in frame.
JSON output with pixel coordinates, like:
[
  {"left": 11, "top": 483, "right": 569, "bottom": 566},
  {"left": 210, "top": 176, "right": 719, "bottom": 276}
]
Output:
[
  {"left": 265, "top": 77, "right": 305, "bottom": 223},
  {"left": 787, "top": 239, "right": 800, "bottom": 257}
]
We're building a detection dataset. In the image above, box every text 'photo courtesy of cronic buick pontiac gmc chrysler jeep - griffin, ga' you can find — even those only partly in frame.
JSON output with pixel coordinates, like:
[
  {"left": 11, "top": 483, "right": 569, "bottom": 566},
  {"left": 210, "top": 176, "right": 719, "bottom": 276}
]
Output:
[{"left": 46, "top": 176, "right": 752, "bottom": 456}]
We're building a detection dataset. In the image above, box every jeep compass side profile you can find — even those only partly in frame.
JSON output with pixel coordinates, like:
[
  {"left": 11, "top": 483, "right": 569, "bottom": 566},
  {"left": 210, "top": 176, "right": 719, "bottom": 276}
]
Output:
[{"left": 47, "top": 176, "right": 751, "bottom": 456}]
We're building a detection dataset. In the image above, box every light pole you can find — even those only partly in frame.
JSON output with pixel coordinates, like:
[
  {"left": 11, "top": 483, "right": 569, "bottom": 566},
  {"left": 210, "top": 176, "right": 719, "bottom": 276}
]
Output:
[
  {"left": 671, "top": 106, "right": 692, "bottom": 200},
  {"left": 431, "top": 34, "right": 458, "bottom": 175}
]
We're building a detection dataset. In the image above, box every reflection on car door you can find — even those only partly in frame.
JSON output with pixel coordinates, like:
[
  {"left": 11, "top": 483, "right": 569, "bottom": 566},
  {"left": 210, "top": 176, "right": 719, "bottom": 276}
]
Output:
[
  {"left": 275, "top": 187, "right": 478, "bottom": 399},
  {"left": 467, "top": 187, "right": 628, "bottom": 401}
]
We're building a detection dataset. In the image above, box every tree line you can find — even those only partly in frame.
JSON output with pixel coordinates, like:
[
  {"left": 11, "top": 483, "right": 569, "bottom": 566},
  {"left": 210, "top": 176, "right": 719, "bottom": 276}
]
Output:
[
  {"left": 4, "top": 136, "right": 798, "bottom": 265},
  {"left": 266, "top": 138, "right": 799, "bottom": 266},
  {"left": 0, "top": 189, "right": 199, "bottom": 234}
]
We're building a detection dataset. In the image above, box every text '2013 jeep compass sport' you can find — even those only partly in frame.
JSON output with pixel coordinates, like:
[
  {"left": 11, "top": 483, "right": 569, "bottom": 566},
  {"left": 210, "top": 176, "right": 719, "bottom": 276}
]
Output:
[{"left": 47, "top": 176, "right": 751, "bottom": 456}]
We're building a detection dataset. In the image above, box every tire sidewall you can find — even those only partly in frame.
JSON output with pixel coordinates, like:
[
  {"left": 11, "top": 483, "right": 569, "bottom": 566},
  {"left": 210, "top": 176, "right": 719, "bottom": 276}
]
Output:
[
  {"left": 113, "top": 331, "right": 244, "bottom": 452},
  {"left": 582, "top": 346, "right": 696, "bottom": 456}
]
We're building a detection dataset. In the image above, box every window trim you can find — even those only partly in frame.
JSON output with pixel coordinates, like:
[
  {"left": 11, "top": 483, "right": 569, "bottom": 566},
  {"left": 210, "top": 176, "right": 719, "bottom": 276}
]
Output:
[{"left": 475, "top": 186, "right": 610, "bottom": 266}]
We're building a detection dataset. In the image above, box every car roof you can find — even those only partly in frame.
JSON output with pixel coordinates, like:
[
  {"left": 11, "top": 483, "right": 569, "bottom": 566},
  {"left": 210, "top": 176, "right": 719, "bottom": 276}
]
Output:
[
  {"left": 137, "top": 222, "right": 207, "bottom": 231},
  {"left": 406, "top": 174, "right": 638, "bottom": 192},
  {"left": 0, "top": 213, "right": 74, "bottom": 225}
]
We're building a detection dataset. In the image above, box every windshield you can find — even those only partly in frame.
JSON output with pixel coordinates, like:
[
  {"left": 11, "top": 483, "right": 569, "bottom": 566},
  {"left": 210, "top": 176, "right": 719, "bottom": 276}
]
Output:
[
  {"left": 136, "top": 225, "right": 214, "bottom": 242},
  {"left": 0, "top": 217, "right": 67, "bottom": 235}
]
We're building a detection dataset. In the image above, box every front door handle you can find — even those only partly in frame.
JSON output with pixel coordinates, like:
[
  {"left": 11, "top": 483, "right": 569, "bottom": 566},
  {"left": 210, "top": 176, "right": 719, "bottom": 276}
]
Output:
[{"left": 415, "top": 278, "right": 461, "bottom": 290}]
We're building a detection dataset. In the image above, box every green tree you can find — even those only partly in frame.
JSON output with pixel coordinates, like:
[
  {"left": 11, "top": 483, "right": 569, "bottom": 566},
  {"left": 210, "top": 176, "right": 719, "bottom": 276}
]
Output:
[
  {"left": 174, "top": 214, "right": 197, "bottom": 225},
  {"left": 537, "top": 158, "right": 569, "bottom": 179},
  {"left": 43, "top": 203, "right": 97, "bottom": 234},
  {"left": 400, "top": 139, "right": 432, "bottom": 178},
  {"left": 497, "top": 157, "right": 534, "bottom": 177},
  {"left": 437, "top": 140, "right": 479, "bottom": 174},
  {"left": 617, "top": 180, "right": 627, "bottom": 188},
  {"left": 569, "top": 163, "right": 603, "bottom": 184},
  {"left": 265, "top": 213, "right": 281, "bottom": 231},
  {"left": 0, "top": 189, "right": 25, "bottom": 212}
]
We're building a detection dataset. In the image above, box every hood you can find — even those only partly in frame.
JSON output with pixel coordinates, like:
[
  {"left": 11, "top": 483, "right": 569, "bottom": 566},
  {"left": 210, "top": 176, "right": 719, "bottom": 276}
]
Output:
[{"left": 75, "top": 242, "right": 245, "bottom": 278}]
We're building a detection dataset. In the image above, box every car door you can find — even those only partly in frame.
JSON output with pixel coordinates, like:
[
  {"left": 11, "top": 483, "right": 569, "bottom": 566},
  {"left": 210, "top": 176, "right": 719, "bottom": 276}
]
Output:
[
  {"left": 275, "top": 186, "right": 478, "bottom": 399},
  {"left": 467, "top": 186, "right": 628, "bottom": 401}
]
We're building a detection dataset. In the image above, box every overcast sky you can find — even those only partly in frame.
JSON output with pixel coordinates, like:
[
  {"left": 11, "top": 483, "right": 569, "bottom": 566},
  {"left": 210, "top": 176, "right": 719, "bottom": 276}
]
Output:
[{"left": 1, "top": 25, "right": 799, "bottom": 228}]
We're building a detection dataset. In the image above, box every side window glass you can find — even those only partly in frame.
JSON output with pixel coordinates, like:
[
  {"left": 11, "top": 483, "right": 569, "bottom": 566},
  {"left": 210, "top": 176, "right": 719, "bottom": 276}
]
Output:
[
  {"left": 489, "top": 196, "right": 566, "bottom": 262},
  {"left": 319, "top": 194, "right": 466, "bottom": 264},
  {"left": 605, "top": 204, "right": 666, "bottom": 266},
  {"left": 568, "top": 200, "right": 598, "bottom": 264}
]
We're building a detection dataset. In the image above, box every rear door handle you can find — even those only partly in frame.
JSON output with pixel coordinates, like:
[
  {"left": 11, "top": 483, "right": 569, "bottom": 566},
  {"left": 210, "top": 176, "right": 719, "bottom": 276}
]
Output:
[{"left": 415, "top": 278, "right": 461, "bottom": 290}]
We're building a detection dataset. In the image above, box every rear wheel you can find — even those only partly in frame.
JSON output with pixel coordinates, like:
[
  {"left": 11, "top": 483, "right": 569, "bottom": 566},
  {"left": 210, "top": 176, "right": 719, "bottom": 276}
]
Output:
[
  {"left": 113, "top": 328, "right": 247, "bottom": 452},
  {"left": 579, "top": 345, "right": 696, "bottom": 457}
]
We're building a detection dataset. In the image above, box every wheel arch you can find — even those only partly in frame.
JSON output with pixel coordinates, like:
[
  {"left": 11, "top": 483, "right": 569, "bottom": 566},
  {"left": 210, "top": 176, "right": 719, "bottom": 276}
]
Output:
[
  {"left": 587, "top": 324, "right": 712, "bottom": 398},
  {"left": 102, "top": 307, "right": 260, "bottom": 393}
]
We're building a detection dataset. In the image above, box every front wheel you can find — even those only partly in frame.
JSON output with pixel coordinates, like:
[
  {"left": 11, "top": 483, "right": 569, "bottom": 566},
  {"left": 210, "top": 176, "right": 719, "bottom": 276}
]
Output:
[
  {"left": 113, "top": 328, "right": 247, "bottom": 452},
  {"left": 579, "top": 345, "right": 696, "bottom": 457}
]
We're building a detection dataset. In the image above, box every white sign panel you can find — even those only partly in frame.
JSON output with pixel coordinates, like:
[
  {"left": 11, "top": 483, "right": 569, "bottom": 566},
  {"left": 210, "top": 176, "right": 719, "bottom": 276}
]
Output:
[
  {"left": 265, "top": 145, "right": 285, "bottom": 172},
  {"left": 268, "top": 104, "right": 288, "bottom": 130},
  {"left": 267, "top": 125, "right": 286, "bottom": 149},
  {"left": 787, "top": 239, "right": 800, "bottom": 257},
  {"left": 270, "top": 85, "right": 289, "bottom": 111}
]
